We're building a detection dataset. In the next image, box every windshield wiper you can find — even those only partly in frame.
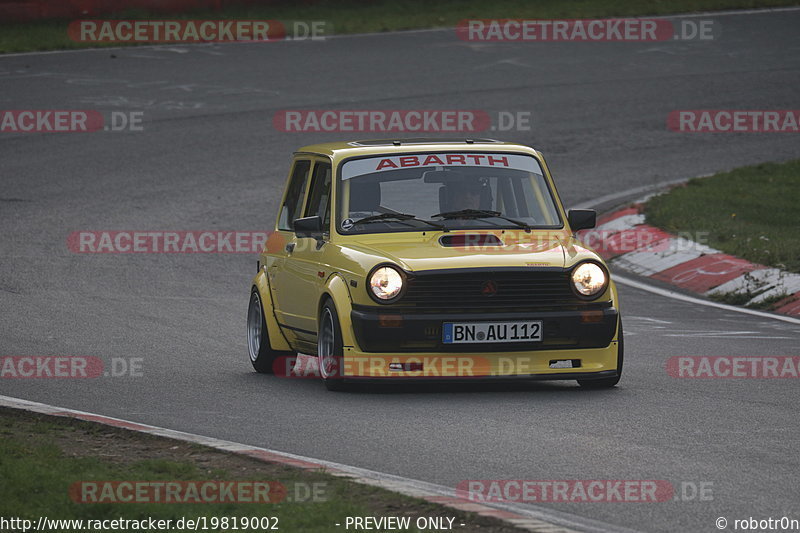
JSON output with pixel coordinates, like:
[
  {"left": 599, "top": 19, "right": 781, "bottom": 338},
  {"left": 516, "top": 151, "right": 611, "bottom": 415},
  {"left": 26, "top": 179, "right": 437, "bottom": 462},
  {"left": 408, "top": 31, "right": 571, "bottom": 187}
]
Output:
[
  {"left": 432, "top": 209, "right": 532, "bottom": 232},
  {"left": 351, "top": 212, "right": 446, "bottom": 230}
]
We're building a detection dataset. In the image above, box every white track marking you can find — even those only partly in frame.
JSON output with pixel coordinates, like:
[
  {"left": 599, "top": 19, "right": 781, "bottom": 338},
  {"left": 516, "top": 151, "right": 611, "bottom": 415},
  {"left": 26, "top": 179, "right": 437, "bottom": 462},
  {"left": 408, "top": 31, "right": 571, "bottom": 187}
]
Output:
[
  {"left": 663, "top": 334, "right": 791, "bottom": 339},
  {"left": 626, "top": 316, "right": 672, "bottom": 324},
  {"left": 595, "top": 214, "right": 644, "bottom": 232},
  {"left": 614, "top": 239, "right": 718, "bottom": 277},
  {"left": 571, "top": 177, "right": 704, "bottom": 210}
]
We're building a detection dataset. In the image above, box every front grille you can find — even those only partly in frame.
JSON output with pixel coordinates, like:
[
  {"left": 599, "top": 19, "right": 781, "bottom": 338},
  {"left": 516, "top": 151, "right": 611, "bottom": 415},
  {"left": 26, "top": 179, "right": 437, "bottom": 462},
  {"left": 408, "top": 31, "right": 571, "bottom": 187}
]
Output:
[{"left": 391, "top": 268, "right": 586, "bottom": 311}]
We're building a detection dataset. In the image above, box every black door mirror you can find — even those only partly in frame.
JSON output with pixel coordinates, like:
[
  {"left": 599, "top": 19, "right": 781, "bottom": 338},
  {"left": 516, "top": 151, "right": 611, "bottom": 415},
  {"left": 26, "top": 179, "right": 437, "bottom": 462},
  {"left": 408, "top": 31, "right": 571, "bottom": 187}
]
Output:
[
  {"left": 293, "top": 216, "right": 323, "bottom": 238},
  {"left": 567, "top": 209, "right": 596, "bottom": 231}
]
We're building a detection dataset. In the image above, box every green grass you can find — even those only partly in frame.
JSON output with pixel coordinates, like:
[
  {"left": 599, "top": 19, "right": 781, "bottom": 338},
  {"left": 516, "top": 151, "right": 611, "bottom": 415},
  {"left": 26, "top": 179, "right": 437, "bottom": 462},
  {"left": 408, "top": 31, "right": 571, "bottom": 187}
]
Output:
[
  {"left": 0, "top": 432, "right": 357, "bottom": 532},
  {"left": 0, "top": 408, "right": 509, "bottom": 533},
  {"left": 1, "top": 0, "right": 798, "bottom": 53},
  {"left": 644, "top": 160, "right": 800, "bottom": 274}
]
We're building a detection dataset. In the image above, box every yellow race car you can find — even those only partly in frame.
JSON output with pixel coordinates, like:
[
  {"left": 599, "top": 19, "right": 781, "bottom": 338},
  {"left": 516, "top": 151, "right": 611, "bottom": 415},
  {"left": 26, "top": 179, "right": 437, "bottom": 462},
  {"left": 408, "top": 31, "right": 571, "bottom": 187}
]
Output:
[{"left": 247, "top": 139, "right": 622, "bottom": 390}]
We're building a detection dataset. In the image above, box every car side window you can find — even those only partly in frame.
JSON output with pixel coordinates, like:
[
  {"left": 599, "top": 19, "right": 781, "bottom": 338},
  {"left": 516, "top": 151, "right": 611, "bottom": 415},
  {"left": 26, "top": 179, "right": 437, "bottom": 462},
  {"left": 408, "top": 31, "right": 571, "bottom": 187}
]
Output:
[
  {"left": 304, "top": 162, "right": 332, "bottom": 229},
  {"left": 277, "top": 159, "right": 311, "bottom": 231}
]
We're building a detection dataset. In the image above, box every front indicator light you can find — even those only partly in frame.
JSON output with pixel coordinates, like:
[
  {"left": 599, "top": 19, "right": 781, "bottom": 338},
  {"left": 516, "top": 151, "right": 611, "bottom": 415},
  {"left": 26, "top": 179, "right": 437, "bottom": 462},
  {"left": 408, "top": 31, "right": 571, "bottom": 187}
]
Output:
[
  {"left": 571, "top": 262, "right": 608, "bottom": 298},
  {"left": 580, "top": 310, "right": 605, "bottom": 323},
  {"left": 369, "top": 266, "right": 404, "bottom": 301},
  {"left": 378, "top": 314, "right": 403, "bottom": 327}
]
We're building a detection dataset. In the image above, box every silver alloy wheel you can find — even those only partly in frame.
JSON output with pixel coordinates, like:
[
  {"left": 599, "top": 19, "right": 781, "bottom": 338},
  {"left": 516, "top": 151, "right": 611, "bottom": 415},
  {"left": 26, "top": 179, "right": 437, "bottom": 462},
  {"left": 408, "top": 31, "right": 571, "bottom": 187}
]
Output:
[
  {"left": 247, "top": 291, "right": 262, "bottom": 362},
  {"left": 318, "top": 307, "right": 336, "bottom": 378}
]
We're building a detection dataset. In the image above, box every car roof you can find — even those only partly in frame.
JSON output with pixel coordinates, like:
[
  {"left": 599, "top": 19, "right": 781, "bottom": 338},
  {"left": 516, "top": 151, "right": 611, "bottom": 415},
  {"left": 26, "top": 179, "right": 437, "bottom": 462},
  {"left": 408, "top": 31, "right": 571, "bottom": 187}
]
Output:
[{"left": 294, "top": 138, "right": 539, "bottom": 158}]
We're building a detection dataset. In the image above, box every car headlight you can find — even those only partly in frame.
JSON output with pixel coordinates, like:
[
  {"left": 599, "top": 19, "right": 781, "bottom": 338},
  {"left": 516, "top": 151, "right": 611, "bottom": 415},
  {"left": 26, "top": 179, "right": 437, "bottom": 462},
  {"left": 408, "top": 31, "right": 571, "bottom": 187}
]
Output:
[
  {"left": 369, "top": 265, "right": 404, "bottom": 301},
  {"left": 571, "top": 261, "right": 608, "bottom": 298}
]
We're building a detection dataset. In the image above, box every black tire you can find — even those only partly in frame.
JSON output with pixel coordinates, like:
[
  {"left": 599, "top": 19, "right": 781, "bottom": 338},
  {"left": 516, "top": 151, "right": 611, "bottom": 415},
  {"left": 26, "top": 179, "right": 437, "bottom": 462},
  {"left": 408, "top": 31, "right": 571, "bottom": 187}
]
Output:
[
  {"left": 318, "top": 299, "right": 347, "bottom": 391},
  {"left": 247, "top": 288, "right": 293, "bottom": 374},
  {"left": 578, "top": 319, "right": 624, "bottom": 389}
]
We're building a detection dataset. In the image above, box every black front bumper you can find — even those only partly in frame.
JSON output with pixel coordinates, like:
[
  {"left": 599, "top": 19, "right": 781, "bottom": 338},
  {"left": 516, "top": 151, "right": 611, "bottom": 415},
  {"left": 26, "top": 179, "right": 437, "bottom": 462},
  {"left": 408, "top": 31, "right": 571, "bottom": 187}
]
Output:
[{"left": 350, "top": 304, "right": 618, "bottom": 353}]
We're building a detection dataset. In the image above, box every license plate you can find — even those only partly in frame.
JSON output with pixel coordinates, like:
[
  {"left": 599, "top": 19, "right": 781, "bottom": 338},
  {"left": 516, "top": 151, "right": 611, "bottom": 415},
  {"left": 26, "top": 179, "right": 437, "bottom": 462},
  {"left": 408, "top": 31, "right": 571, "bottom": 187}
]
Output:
[{"left": 442, "top": 321, "right": 542, "bottom": 344}]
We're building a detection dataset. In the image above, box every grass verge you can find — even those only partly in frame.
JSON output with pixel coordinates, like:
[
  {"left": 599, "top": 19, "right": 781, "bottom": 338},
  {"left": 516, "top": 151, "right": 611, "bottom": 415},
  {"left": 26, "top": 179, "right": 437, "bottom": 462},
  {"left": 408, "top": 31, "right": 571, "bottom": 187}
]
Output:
[
  {"left": 1, "top": 0, "right": 799, "bottom": 53},
  {"left": 643, "top": 159, "right": 800, "bottom": 276},
  {"left": 0, "top": 407, "right": 521, "bottom": 533}
]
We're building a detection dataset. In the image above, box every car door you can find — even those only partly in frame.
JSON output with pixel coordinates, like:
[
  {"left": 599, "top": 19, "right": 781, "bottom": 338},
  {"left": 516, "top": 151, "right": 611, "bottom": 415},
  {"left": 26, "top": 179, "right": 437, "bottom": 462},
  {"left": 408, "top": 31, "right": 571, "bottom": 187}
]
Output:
[
  {"left": 271, "top": 157, "right": 332, "bottom": 344},
  {"left": 269, "top": 157, "right": 311, "bottom": 342}
]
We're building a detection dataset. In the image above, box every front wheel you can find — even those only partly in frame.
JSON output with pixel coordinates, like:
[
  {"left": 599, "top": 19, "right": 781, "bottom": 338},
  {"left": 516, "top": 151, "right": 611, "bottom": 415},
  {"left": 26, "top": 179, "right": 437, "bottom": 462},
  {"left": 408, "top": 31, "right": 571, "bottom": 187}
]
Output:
[
  {"left": 577, "top": 319, "right": 623, "bottom": 389},
  {"left": 247, "top": 288, "right": 293, "bottom": 374},
  {"left": 318, "top": 299, "right": 347, "bottom": 391}
]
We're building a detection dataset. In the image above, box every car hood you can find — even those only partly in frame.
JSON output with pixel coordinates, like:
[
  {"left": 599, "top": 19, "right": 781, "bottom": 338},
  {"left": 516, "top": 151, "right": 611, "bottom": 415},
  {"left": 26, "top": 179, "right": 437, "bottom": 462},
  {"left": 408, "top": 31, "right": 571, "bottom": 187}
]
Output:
[{"left": 340, "top": 230, "right": 570, "bottom": 272}]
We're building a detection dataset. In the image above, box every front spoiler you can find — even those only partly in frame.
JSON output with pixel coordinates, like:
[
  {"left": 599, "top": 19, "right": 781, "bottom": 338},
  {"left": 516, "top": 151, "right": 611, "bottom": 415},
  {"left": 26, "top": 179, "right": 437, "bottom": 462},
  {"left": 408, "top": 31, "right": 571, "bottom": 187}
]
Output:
[
  {"left": 338, "top": 340, "right": 620, "bottom": 379},
  {"left": 339, "top": 370, "right": 619, "bottom": 384}
]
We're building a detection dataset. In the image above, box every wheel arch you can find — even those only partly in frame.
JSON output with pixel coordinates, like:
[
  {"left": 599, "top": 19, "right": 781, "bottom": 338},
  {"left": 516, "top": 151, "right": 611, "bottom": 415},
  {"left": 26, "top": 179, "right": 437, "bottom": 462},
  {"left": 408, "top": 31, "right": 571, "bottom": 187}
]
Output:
[
  {"left": 609, "top": 279, "right": 623, "bottom": 341},
  {"left": 319, "top": 273, "right": 357, "bottom": 348},
  {"left": 252, "top": 270, "right": 293, "bottom": 352}
]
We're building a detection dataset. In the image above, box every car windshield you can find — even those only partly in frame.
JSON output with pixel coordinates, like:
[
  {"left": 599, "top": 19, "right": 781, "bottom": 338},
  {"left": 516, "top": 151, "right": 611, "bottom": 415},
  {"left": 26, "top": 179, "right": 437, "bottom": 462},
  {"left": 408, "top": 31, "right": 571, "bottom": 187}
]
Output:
[{"left": 337, "top": 152, "right": 562, "bottom": 233}]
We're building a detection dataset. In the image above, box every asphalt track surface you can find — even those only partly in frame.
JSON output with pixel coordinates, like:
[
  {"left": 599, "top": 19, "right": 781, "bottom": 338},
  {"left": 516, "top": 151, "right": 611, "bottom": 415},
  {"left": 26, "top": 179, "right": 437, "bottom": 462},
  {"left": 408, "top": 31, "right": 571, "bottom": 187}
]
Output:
[{"left": 1, "top": 8, "right": 799, "bottom": 533}]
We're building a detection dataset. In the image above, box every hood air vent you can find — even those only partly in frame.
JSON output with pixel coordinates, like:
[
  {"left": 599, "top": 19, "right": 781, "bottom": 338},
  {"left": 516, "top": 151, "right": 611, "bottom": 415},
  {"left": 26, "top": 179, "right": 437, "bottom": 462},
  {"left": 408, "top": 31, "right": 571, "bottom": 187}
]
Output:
[{"left": 439, "top": 234, "right": 503, "bottom": 247}]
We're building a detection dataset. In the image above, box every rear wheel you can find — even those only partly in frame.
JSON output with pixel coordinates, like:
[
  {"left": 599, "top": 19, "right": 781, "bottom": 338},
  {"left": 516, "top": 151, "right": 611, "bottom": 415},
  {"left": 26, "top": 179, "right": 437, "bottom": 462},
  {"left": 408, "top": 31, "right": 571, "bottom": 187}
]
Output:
[
  {"left": 318, "top": 299, "right": 347, "bottom": 391},
  {"left": 247, "top": 288, "right": 293, "bottom": 374},
  {"left": 578, "top": 319, "right": 624, "bottom": 389}
]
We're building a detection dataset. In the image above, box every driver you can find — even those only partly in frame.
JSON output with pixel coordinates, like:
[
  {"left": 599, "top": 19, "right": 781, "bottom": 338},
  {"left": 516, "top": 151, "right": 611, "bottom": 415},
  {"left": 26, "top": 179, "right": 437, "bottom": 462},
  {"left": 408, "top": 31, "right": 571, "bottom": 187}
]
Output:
[{"left": 446, "top": 179, "right": 484, "bottom": 211}]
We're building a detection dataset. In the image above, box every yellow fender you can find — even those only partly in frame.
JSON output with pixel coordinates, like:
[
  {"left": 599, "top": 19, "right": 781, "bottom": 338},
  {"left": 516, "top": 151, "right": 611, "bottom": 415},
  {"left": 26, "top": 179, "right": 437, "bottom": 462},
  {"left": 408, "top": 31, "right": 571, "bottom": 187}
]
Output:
[
  {"left": 323, "top": 274, "right": 356, "bottom": 348},
  {"left": 609, "top": 280, "right": 622, "bottom": 341},
  {"left": 252, "top": 270, "right": 293, "bottom": 352}
]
